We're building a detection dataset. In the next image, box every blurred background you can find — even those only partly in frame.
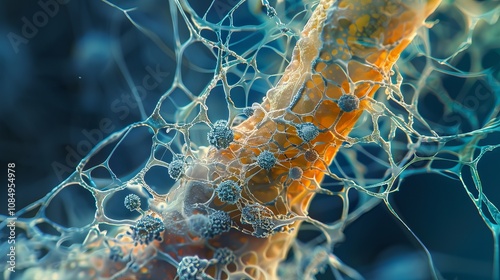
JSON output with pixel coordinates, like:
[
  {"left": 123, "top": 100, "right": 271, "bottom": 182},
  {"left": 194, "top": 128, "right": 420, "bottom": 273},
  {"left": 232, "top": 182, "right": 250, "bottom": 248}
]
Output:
[
  {"left": 0, "top": 1, "right": 171, "bottom": 208},
  {"left": 0, "top": 1, "right": 498, "bottom": 279}
]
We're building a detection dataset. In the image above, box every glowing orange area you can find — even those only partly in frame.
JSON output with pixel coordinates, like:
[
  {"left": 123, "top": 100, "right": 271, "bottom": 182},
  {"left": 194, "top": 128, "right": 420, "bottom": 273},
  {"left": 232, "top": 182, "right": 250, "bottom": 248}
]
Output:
[
  {"left": 203, "top": 0, "right": 442, "bottom": 278},
  {"left": 81, "top": 0, "right": 443, "bottom": 279}
]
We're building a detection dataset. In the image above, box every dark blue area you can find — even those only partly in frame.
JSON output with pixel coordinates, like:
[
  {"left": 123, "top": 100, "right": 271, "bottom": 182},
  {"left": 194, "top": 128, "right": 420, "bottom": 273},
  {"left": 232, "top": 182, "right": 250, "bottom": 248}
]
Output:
[{"left": 0, "top": 1, "right": 497, "bottom": 279}]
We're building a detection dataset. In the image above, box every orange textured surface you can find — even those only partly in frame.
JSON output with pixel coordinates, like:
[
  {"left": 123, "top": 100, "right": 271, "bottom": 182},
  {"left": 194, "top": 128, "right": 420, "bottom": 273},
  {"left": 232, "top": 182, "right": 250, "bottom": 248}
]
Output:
[{"left": 89, "top": 0, "right": 442, "bottom": 279}]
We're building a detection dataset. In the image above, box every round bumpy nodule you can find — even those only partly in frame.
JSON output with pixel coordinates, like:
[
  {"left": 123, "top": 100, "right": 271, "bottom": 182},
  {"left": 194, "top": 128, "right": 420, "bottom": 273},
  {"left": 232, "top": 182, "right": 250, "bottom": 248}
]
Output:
[
  {"left": 124, "top": 194, "right": 141, "bottom": 211},
  {"left": 128, "top": 215, "right": 165, "bottom": 245},
  {"left": 189, "top": 210, "right": 231, "bottom": 239},
  {"left": 213, "top": 247, "right": 235, "bottom": 265},
  {"left": 177, "top": 256, "right": 209, "bottom": 280},
  {"left": 204, "top": 210, "right": 231, "bottom": 239},
  {"left": 241, "top": 204, "right": 275, "bottom": 238},
  {"left": 243, "top": 107, "right": 255, "bottom": 117},
  {"left": 338, "top": 94, "right": 360, "bottom": 112},
  {"left": 207, "top": 120, "right": 234, "bottom": 149},
  {"left": 215, "top": 180, "right": 242, "bottom": 204},
  {"left": 188, "top": 214, "right": 210, "bottom": 236},
  {"left": 304, "top": 149, "right": 318, "bottom": 162},
  {"left": 297, "top": 122, "right": 319, "bottom": 142},
  {"left": 288, "top": 167, "right": 303, "bottom": 180},
  {"left": 257, "top": 150, "right": 277, "bottom": 170},
  {"left": 168, "top": 159, "right": 185, "bottom": 180}
]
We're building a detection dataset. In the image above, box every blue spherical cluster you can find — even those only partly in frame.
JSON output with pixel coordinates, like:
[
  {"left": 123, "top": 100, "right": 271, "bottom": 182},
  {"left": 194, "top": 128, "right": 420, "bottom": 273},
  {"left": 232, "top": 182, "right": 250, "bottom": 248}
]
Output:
[
  {"left": 188, "top": 214, "right": 209, "bottom": 235},
  {"left": 213, "top": 247, "right": 235, "bottom": 265},
  {"left": 207, "top": 120, "right": 234, "bottom": 149},
  {"left": 257, "top": 150, "right": 276, "bottom": 170},
  {"left": 243, "top": 107, "right": 255, "bottom": 117},
  {"left": 297, "top": 122, "right": 319, "bottom": 142},
  {"left": 177, "top": 256, "right": 209, "bottom": 280},
  {"left": 215, "top": 180, "right": 242, "bottom": 204},
  {"left": 168, "top": 159, "right": 185, "bottom": 180},
  {"left": 288, "top": 167, "right": 303, "bottom": 180},
  {"left": 124, "top": 194, "right": 141, "bottom": 211},
  {"left": 204, "top": 210, "right": 231, "bottom": 239},
  {"left": 241, "top": 204, "right": 275, "bottom": 238},
  {"left": 128, "top": 215, "right": 165, "bottom": 245},
  {"left": 188, "top": 210, "right": 231, "bottom": 239},
  {"left": 337, "top": 94, "right": 360, "bottom": 112}
]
